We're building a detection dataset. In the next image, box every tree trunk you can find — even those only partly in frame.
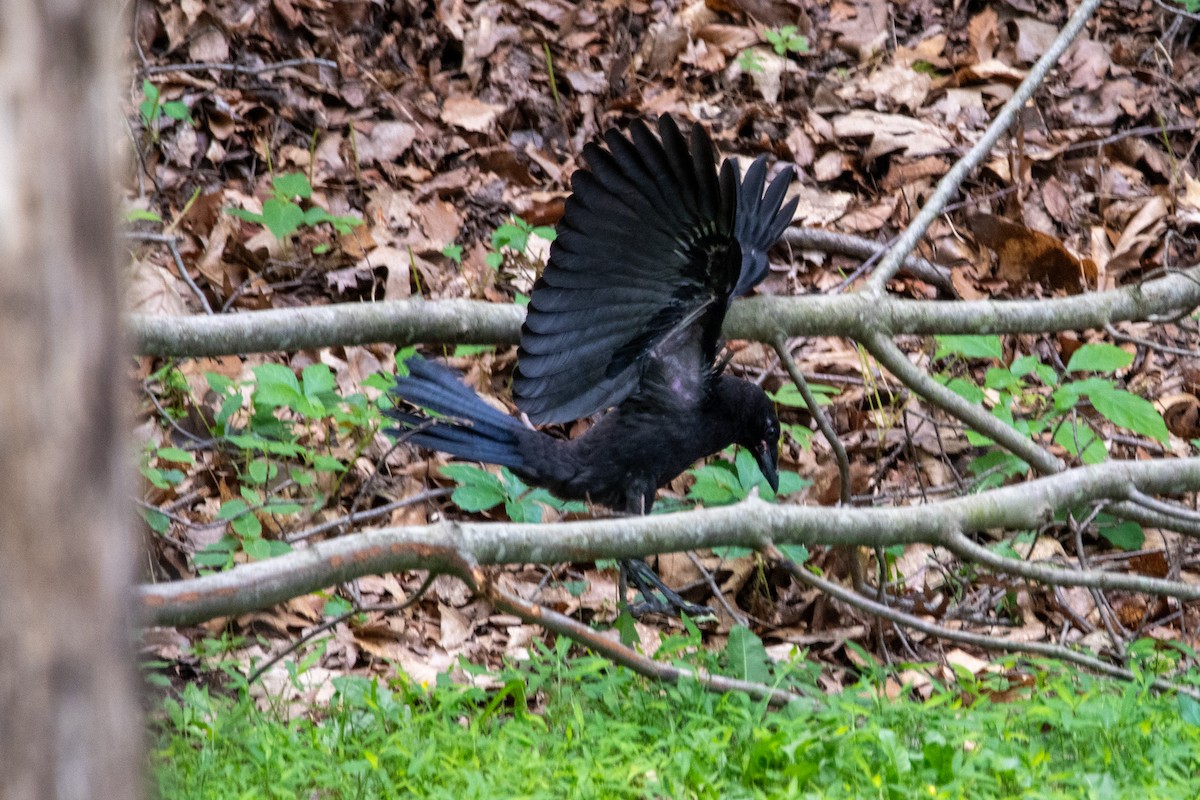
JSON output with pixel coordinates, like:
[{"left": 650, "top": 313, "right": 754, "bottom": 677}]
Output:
[{"left": 0, "top": 0, "right": 141, "bottom": 798}]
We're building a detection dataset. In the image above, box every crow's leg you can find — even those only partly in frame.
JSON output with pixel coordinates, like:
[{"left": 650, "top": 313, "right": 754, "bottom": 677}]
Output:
[{"left": 620, "top": 558, "right": 713, "bottom": 619}]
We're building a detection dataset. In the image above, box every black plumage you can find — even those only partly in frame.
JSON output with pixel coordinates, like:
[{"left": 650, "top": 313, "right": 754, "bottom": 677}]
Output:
[{"left": 389, "top": 116, "right": 796, "bottom": 605}]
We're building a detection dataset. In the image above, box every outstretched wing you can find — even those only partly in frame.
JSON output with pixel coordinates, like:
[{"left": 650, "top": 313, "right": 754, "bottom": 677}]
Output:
[
  {"left": 513, "top": 116, "right": 743, "bottom": 424},
  {"left": 513, "top": 116, "right": 796, "bottom": 425}
]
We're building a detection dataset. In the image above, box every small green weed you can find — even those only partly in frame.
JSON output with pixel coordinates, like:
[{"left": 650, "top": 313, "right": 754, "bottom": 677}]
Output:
[
  {"left": 142, "top": 360, "right": 391, "bottom": 570},
  {"left": 935, "top": 336, "right": 1169, "bottom": 550},
  {"left": 485, "top": 215, "right": 556, "bottom": 305},
  {"left": 685, "top": 446, "right": 810, "bottom": 507},
  {"left": 138, "top": 79, "right": 192, "bottom": 143},
  {"left": 764, "top": 25, "right": 809, "bottom": 58},
  {"left": 227, "top": 172, "right": 362, "bottom": 242}
]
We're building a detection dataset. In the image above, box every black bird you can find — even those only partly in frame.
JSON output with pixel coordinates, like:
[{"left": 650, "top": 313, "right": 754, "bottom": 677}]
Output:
[{"left": 389, "top": 116, "right": 797, "bottom": 612}]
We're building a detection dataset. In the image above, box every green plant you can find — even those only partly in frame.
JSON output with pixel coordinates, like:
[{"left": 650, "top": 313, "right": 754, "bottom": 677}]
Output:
[
  {"left": 141, "top": 362, "right": 391, "bottom": 571},
  {"left": 151, "top": 644, "right": 1200, "bottom": 800},
  {"left": 937, "top": 337, "right": 1166, "bottom": 469},
  {"left": 768, "top": 381, "right": 837, "bottom": 449},
  {"left": 139, "top": 79, "right": 192, "bottom": 142},
  {"left": 685, "top": 446, "right": 810, "bottom": 507},
  {"left": 485, "top": 216, "right": 556, "bottom": 305},
  {"left": 936, "top": 336, "right": 1169, "bottom": 547},
  {"left": 226, "top": 172, "right": 362, "bottom": 242},
  {"left": 440, "top": 463, "right": 587, "bottom": 523},
  {"left": 735, "top": 48, "right": 765, "bottom": 74},
  {"left": 764, "top": 25, "right": 809, "bottom": 58}
]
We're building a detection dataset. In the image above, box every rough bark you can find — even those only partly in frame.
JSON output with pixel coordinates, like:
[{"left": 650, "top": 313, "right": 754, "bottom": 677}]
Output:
[{"left": 0, "top": 0, "right": 140, "bottom": 797}]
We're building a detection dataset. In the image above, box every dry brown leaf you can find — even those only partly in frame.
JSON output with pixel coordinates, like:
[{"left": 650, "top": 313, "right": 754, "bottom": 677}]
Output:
[
  {"left": 969, "top": 213, "right": 1096, "bottom": 292},
  {"left": 127, "top": 257, "right": 192, "bottom": 315},
  {"left": 827, "top": 0, "right": 888, "bottom": 59},
  {"left": 356, "top": 121, "right": 418, "bottom": 164},
  {"left": 1108, "top": 195, "right": 1167, "bottom": 277},
  {"left": 832, "top": 110, "right": 954, "bottom": 161},
  {"left": 441, "top": 95, "right": 505, "bottom": 133},
  {"left": 789, "top": 184, "right": 852, "bottom": 226}
]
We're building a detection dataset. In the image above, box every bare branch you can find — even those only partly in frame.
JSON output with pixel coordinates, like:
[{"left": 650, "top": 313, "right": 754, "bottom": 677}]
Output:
[
  {"left": 129, "top": 264, "right": 1200, "bottom": 357},
  {"left": 139, "top": 456, "right": 1200, "bottom": 627}
]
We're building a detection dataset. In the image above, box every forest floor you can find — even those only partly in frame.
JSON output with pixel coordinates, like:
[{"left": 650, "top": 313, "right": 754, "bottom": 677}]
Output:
[{"left": 127, "top": 0, "right": 1200, "bottom": 708}]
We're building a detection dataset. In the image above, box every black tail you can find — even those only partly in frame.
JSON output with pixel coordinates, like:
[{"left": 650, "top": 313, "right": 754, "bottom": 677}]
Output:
[
  {"left": 387, "top": 358, "right": 528, "bottom": 469},
  {"left": 732, "top": 157, "right": 798, "bottom": 298}
]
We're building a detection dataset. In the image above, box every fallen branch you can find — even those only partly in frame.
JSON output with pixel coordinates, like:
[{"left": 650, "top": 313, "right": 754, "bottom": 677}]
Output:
[{"left": 140, "top": 456, "right": 1200, "bottom": 627}]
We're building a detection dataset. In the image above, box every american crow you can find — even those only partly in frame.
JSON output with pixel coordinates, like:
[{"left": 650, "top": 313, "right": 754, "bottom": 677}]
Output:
[{"left": 389, "top": 115, "right": 796, "bottom": 612}]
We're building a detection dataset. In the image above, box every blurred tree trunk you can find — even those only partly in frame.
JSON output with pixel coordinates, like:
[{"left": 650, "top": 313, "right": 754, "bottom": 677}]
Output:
[{"left": 0, "top": 0, "right": 140, "bottom": 798}]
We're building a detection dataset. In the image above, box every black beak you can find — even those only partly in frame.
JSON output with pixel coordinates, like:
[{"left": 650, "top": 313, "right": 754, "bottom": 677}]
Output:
[{"left": 753, "top": 439, "right": 779, "bottom": 494}]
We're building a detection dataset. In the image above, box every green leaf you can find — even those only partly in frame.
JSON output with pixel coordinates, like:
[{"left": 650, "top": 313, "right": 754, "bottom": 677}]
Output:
[
  {"left": 260, "top": 198, "right": 306, "bottom": 239},
  {"left": 725, "top": 625, "right": 771, "bottom": 684},
  {"left": 312, "top": 455, "right": 346, "bottom": 473},
  {"left": 1098, "top": 520, "right": 1143, "bottom": 551},
  {"left": 141, "top": 507, "right": 170, "bottom": 534},
  {"left": 232, "top": 513, "right": 262, "bottom": 538},
  {"left": 1179, "top": 693, "right": 1200, "bottom": 728},
  {"left": 934, "top": 335, "right": 1003, "bottom": 360},
  {"left": 324, "top": 596, "right": 354, "bottom": 618},
  {"left": 504, "top": 498, "right": 543, "bottom": 523},
  {"left": 613, "top": 610, "right": 638, "bottom": 647},
  {"left": 1088, "top": 386, "right": 1169, "bottom": 443},
  {"left": 194, "top": 537, "right": 237, "bottom": 570},
  {"left": 441, "top": 464, "right": 506, "bottom": 512},
  {"left": 442, "top": 243, "right": 463, "bottom": 265},
  {"left": 272, "top": 173, "right": 312, "bottom": 200},
  {"left": 126, "top": 208, "right": 163, "bottom": 223},
  {"left": 767, "top": 382, "right": 838, "bottom": 408},
  {"left": 983, "top": 367, "right": 1021, "bottom": 391},
  {"left": 243, "top": 537, "right": 271, "bottom": 560},
  {"left": 941, "top": 376, "right": 985, "bottom": 404},
  {"left": 156, "top": 446, "right": 195, "bottom": 465},
  {"left": 206, "top": 371, "right": 236, "bottom": 394},
  {"left": 778, "top": 543, "right": 809, "bottom": 564},
  {"left": 162, "top": 101, "right": 192, "bottom": 122},
  {"left": 1067, "top": 343, "right": 1133, "bottom": 373},
  {"left": 217, "top": 499, "right": 249, "bottom": 520},
  {"left": 1053, "top": 421, "right": 1106, "bottom": 464},
  {"left": 246, "top": 460, "right": 271, "bottom": 484},
  {"left": 226, "top": 207, "right": 266, "bottom": 225},
  {"left": 452, "top": 344, "right": 495, "bottom": 357},
  {"left": 252, "top": 363, "right": 303, "bottom": 407},
  {"left": 301, "top": 363, "right": 336, "bottom": 399}
]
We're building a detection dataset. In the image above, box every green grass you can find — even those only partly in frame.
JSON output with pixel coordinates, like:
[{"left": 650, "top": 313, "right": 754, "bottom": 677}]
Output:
[{"left": 150, "top": 641, "right": 1200, "bottom": 799}]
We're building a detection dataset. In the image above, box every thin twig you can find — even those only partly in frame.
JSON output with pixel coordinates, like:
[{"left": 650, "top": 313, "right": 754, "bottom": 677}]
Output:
[
  {"left": 774, "top": 336, "right": 851, "bottom": 504},
  {"left": 125, "top": 230, "right": 214, "bottom": 314},
  {"left": 143, "top": 58, "right": 338, "bottom": 77}
]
